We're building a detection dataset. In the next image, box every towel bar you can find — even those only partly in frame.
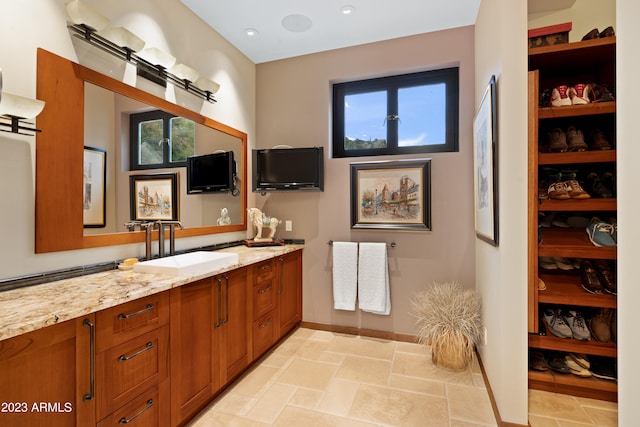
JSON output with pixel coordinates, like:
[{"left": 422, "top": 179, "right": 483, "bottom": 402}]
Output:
[{"left": 328, "top": 240, "right": 396, "bottom": 248}]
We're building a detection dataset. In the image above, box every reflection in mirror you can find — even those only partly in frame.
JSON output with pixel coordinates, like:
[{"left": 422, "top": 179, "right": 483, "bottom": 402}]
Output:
[
  {"left": 35, "top": 48, "right": 247, "bottom": 253},
  {"left": 83, "top": 83, "right": 243, "bottom": 236}
]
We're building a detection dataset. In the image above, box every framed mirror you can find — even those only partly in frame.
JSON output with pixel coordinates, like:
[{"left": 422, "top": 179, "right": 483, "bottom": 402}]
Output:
[{"left": 35, "top": 48, "right": 247, "bottom": 253}]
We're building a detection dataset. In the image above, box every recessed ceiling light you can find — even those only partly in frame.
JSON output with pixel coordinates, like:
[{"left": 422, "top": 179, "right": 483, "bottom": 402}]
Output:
[
  {"left": 282, "top": 14, "right": 313, "bottom": 33},
  {"left": 341, "top": 5, "right": 356, "bottom": 15},
  {"left": 244, "top": 28, "right": 259, "bottom": 37}
]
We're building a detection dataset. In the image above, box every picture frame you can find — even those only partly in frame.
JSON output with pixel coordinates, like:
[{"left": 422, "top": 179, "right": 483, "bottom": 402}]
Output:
[
  {"left": 350, "top": 159, "right": 431, "bottom": 231},
  {"left": 83, "top": 146, "right": 106, "bottom": 228},
  {"left": 129, "top": 173, "right": 179, "bottom": 221},
  {"left": 473, "top": 75, "right": 499, "bottom": 246}
]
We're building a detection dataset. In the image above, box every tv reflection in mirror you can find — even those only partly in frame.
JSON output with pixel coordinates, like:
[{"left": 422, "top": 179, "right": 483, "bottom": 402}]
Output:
[
  {"left": 187, "top": 151, "right": 237, "bottom": 195},
  {"left": 253, "top": 147, "right": 324, "bottom": 192}
]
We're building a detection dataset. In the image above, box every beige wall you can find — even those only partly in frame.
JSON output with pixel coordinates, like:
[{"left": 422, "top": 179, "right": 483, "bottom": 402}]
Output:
[
  {"left": 0, "top": 0, "right": 255, "bottom": 279},
  {"left": 255, "top": 27, "right": 476, "bottom": 335}
]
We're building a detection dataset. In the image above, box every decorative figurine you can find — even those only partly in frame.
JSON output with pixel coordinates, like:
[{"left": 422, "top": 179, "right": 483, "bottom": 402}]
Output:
[
  {"left": 247, "top": 207, "right": 280, "bottom": 241},
  {"left": 217, "top": 207, "right": 231, "bottom": 225}
]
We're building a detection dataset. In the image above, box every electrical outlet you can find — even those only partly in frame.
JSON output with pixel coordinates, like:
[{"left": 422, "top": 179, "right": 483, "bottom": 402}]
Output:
[{"left": 285, "top": 220, "right": 292, "bottom": 231}]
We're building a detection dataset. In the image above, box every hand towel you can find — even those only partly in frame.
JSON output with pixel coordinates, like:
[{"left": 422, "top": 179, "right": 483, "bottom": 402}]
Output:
[
  {"left": 332, "top": 242, "right": 358, "bottom": 311},
  {"left": 357, "top": 242, "right": 390, "bottom": 315}
]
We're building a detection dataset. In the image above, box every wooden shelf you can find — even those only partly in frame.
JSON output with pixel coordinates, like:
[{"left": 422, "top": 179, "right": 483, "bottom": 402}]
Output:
[
  {"left": 538, "top": 272, "right": 617, "bottom": 308},
  {"left": 528, "top": 369, "right": 617, "bottom": 402},
  {"left": 538, "top": 150, "right": 616, "bottom": 166},
  {"left": 538, "top": 228, "right": 617, "bottom": 259},
  {"left": 529, "top": 37, "right": 616, "bottom": 72},
  {"left": 538, "top": 198, "right": 616, "bottom": 212},
  {"left": 529, "top": 332, "right": 616, "bottom": 358},
  {"left": 538, "top": 102, "right": 616, "bottom": 119}
]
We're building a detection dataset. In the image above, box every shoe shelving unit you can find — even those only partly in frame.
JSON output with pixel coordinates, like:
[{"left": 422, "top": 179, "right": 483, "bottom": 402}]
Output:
[{"left": 527, "top": 37, "right": 617, "bottom": 401}]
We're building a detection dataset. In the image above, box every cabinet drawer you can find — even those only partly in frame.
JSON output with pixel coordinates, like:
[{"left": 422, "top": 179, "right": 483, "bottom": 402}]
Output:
[
  {"left": 96, "top": 292, "right": 169, "bottom": 352},
  {"left": 253, "top": 280, "right": 276, "bottom": 319},
  {"left": 253, "top": 311, "right": 278, "bottom": 358},
  {"left": 254, "top": 260, "right": 274, "bottom": 284},
  {"left": 97, "top": 325, "right": 169, "bottom": 419},
  {"left": 97, "top": 379, "right": 170, "bottom": 427}
]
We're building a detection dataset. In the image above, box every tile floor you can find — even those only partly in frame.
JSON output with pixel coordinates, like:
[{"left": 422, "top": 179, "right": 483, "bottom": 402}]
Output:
[{"left": 187, "top": 328, "right": 618, "bottom": 426}]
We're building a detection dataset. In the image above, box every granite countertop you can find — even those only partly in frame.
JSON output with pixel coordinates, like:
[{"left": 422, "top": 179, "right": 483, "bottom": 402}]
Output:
[{"left": 0, "top": 244, "right": 303, "bottom": 342}]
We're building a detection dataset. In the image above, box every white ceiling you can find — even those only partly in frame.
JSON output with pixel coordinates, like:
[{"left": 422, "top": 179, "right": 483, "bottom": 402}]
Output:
[{"left": 180, "top": 0, "right": 482, "bottom": 64}]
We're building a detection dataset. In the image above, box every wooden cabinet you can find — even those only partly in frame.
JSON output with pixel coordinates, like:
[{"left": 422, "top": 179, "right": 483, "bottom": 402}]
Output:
[
  {"left": 0, "top": 316, "right": 96, "bottom": 426},
  {"left": 528, "top": 38, "right": 617, "bottom": 401},
  {"left": 96, "top": 292, "right": 170, "bottom": 425},
  {"left": 276, "top": 250, "right": 303, "bottom": 339}
]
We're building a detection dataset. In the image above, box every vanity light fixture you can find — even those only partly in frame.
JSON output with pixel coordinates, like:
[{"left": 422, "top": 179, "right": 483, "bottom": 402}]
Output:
[
  {"left": 0, "top": 69, "right": 45, "bottom": 135},
  {"left": 65, "top": 0, "right": 218, "bottom": 103}
]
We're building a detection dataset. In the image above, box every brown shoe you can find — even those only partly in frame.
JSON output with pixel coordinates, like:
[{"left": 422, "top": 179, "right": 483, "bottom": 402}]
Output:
[
  {"left": 565, "top": 180, "right": 591, "bottom": 199},
  {"left": 590, "top": 129, "right": 611, "bottom": 150},
  {"left": 593, "top": 260, "right": 617, "bottom": 295},
  {"left": 580, "top": 260, "right": 603, "bottom": 294},
  {"left": 599, "top": 26, "right": 615, "bottom": 38},
  {"left": 590, "top": 309, "right": 612, "bottom": 342},
  {"left": 548, "top": 128, "right": 568, "bottom": 152},
  {"left": 548, "top": 182, "right": 570, "bottom": 200},
  {"left": 567, "top": 126, "right": 587, "bottom": 151},
  {"left": 582, "top": 28, "right": 599, "bottom": 40}
]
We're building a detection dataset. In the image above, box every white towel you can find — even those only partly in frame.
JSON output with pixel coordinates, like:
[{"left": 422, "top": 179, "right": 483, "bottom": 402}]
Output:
[
  {"left": 332, "top": 242, "right": 358, "bottom": 311},
  {"left": 357, "top": 242, "right": 390, "bottom": 315}
]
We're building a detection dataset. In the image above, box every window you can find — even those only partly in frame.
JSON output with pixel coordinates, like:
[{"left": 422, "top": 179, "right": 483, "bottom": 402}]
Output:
[
  {"left": 332, "top": 68, "right": 459, "bottom": 158},
  {"left": 130, "top": 110, "right": 195, "bottom": 170}
]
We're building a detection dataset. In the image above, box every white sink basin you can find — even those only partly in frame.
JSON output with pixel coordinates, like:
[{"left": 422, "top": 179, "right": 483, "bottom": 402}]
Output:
[{"left": 133, "top": 251, "right": 239, "bottom": 277}]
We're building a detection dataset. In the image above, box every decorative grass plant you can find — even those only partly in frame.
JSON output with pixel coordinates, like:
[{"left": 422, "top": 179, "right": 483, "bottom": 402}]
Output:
[{"left": 411, "top": 281, "right": 482, "bottom": 371}]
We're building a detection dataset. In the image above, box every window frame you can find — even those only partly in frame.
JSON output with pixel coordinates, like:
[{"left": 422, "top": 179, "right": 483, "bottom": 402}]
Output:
[
  {"left": 129, "top": 109, "right": 193, "bottom": 170},
  {"left": 332, "top": 67, "right": 459, "bottom": 158}
]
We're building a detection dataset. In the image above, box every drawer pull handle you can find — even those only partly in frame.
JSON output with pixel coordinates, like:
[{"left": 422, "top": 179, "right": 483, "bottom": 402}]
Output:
[
  {"left": 118, "top": 304, "right": 154, "bottom": 320},
  {"left": 118, "top": 399, "right": 154, "bottom": 424},
  {"left": 82, "top": 318, "right": 95, "bottom": 402},
  {"left": 257, "top": 285, "right": 272, "bottom": 294},
  {"left": 259, "top": 318, "right": 273, "bottom": 328},
  {"left": 119, "top": 342, "right": 154, "bottom": 361},
  {"left": 259, "top": 263, "right": 272, "bottom": 271}
]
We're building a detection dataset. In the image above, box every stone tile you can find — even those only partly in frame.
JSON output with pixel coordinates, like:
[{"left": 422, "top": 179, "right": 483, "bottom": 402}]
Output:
[
  {"left": 394, "top": 341, "right": 425, "bottom": 355},
  {"left": 207, "top": 391, "right": 257, "bottom": 417},
  {"left": 326, "top": 335, "right": 396, "bottom": 360},
  {"left": 316, "top": 378, "right": 359, "bottom": 416},
  {"left": 273, "top": 405, "right": 378, "bottom": 427},
  {"left": 188, "top": 409, "right": 270, "bottom": 427},
  {"left": 276, "top": 358, "right": 338, "bottom": 390},
  {"left": 246, "top": 383, "right": 297, "bottom": 424},
  {"left": 582, "top": 406, "right": 618, "bottom": 426},
  {"left": 293, "top": 339, "right": 332, "bottom": 361},
  {"left": 528, "top": 414, "right": 562, "bottom": 427},
  {"left": 388, "top": 373, "right": 446, "bottom": 397},
  {"left": 392, "top": 351, "right": 475, "bottom": 386},
  {"left": 335, "top": 355, "right": 392, "bottom": 386},
  {"left": 230, "top": 365, "right": 281, "bottom": 398},
  {"left": 447, "top": 384, "right": 497, "bottom": 425},
  {"left": 528, "top": 390, "right": 593, "bottom": 424},
  {"left": 289, "top": 388, "right": 323, "bottom": 409}
]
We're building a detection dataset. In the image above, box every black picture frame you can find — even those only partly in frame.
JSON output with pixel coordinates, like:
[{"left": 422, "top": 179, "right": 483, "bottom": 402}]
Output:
[
  {"left": 473, "top": 75, "right": 499, "bottom": 246},
  {"left": 129, "top": 173, "right": 179, "bottom": 221},
  {"left": 350, "top": 159, "right": 431, "bottom": 231}
]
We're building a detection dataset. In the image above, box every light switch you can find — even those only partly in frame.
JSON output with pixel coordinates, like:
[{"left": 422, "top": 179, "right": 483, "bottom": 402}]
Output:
[{"left": 285, "top": 220, "right": 292, "bottom": 231}]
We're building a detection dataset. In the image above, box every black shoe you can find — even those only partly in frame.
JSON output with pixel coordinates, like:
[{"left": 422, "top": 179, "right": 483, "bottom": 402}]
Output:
[
  {"left": 590, "top": 356, "right": 617, "bottom": 381},
  {"left": 582, "top": 28, "right": 599, "bottom": 41},
  {"left": 580, "top": 260, "right": 604, "bottom": 294},
  {"left": 547, "top": 352, "right": 571, "bottom": 374},
  {"left": 599, "top": 26, "right": 615, "bottom": 38},
  {"left": 587, "top": 173, "right": 613, "bottom": 198}
]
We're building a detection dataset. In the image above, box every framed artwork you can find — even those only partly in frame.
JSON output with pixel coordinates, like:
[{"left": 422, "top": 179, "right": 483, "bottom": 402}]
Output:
[
  {"left": 129, "top": 173, "right": 179, "bottom": 221},
  {"left": 350, "top": 159, "right": 431, "bottom": 231},
  {"left": 83, "top": 146, "right": 106, "bottom": 228},
  {"left": 473, "top": 75, "right": 499, "bottom": 246}
]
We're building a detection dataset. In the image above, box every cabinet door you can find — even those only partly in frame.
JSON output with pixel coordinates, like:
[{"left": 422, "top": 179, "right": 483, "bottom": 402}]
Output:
[
  {"left": 277, "top": 250, "right": 303, "bottom": 338},
  {"left": 217, "top": 267, "right": 251, "bottom": 385},
  {"left": 169, "top": 278, "right": 217, "bottom": 426},
  {"left": 0, "top": 316, "right": 95, "bottom": 426}
]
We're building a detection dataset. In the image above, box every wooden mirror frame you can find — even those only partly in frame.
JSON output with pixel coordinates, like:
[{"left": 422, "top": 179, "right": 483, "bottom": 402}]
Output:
[{"left": 35, "top": 48, "right": 247, "bottom": 253}]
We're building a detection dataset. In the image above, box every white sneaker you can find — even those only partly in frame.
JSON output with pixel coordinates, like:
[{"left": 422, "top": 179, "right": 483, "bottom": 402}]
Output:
[
  {"left": 543, "top": 309, "right": 573, "bottom": 338},
  {"left": 552, "top": 257, "right": 574, "bottom": 270},
  {"left": 569, "top": 84, "right": 591, "bottom": 105},
  {"left": 550, "top": 85, "right": 572, "bottom": 107},
  {"left": 565, "top": 311, "right": 591, "bottom": 341}
]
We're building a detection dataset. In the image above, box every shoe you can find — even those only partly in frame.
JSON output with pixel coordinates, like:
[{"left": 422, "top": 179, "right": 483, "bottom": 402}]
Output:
[
  {"left": 590, "top": 308, "right": 612, "bottom": 342},
  {"left": 590, "top": 84, "right": 615, "bottom": 102},
  {"left": 538, "top": 277, "right": 547, "bottom": 291},
  {"left": 547, "top": 352, "right": 571, "bottom": 374},
  {"left": 552, "top": 257, "right": 573, "bottom": 270},
  {"left": 608, "top": 218, "right": 617, "bottom": 244},
  {"left": 566, "top": 215, "right": 590, "bottom": 228},
  {"left": 564, "top": 354, "right": 592, "bottom": 377},
  {"left": 593, "top": 259, "right": 616, "bottom": 295},
  {"left": 551, "top": 214, "right": 570, "bottom": 228},
  {"left": 539, "top": 256, "right": 558, "bottom": 270},
  {"left": 547, "top": 128, "right": 569, "bottom": 152},
  {"left": 569, "top": 85, "right": 591, "bottom": 105},
  {"left": 567, "top": 353, "right": 590, "bottom": 370},
  {"left": 529, "top": 350, "right": 549, "bottom": 371},
  {"left": 610, "top": 309, "right": 617, "bottom": 342},
  {"left": 582, "top": 28, "right": 600, "bottom": 40},
  {"left": 590, "top": 356, "right": 617, "bottom": 381},
  {"left": 564, "top": 310, "right": 591, "bottom": 341},
  {"left": 580, "top": 260, "right": 603, "bottom": 294},
  {"left": 565, "top": 180, "right": 591, "bottom": 199},
  {"left": 548, "top": 182, "right": 570, "bottom": 199},
  {"left": 586, "top": 218, "right": 616, "bottom": 247},
  {"left": 589, "top": 129, "right": 611, "bottom": 150},
  {"left": 550, "top": 86, "right": 572, "bottom": 107},
  {"left": 566, "top": 126, "right": 588, "bottom": 150},
  {"left": 599, "top": 26, "right": 615, "bottom": 38},
  {"left": 543, "top": 308, "right": 573, "bottom": 338},
  {"left": 602, "top": 172, "right": 616, "bottom": 196},
  {"left": 587, "top": 173, "right": 613, "bottom": 198}
]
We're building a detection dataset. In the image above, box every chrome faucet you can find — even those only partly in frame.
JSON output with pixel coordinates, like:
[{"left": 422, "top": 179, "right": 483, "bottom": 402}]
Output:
[
  {"left": 156, "top": 220, "right": 183, "bottom": 257},
  {"left": 139, "top": 222, "right": 156, "bottom": 260}
]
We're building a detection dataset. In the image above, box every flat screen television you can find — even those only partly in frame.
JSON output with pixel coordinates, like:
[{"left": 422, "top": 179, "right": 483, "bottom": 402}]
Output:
[
  {"left": 253, "top": 147, "right": 324, "bottom": 192},
  {"left": 186, "top": 151, "right": 236, "bottom": 194}
]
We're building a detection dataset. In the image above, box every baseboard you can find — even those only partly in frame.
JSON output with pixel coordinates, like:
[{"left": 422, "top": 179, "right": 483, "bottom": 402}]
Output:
[{"left": 300, "top": 321, "right": 528, "bottom": 427}]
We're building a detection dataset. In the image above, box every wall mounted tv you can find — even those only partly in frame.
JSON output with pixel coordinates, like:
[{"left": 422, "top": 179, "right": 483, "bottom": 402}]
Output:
[
  {"left": 253, "top": 147, "right": 324, "bottom": 192},
  {"left": 186, "top": 151, "right": 236, "bottom": 194}
]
